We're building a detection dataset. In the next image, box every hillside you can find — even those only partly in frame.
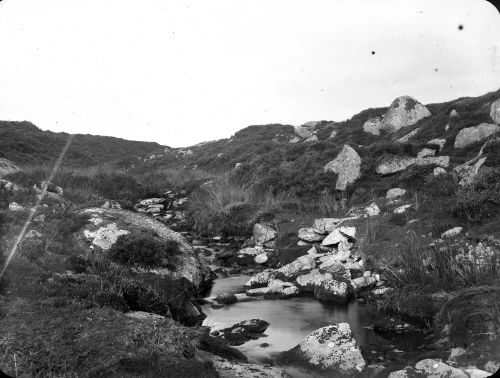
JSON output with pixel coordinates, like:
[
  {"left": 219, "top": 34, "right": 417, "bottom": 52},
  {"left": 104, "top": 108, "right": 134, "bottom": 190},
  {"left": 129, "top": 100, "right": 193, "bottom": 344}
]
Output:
[
  {"left": 0, "top": 121, "right": 163, "bottom": 168},
  {"left": 134, "top": 88, "right": 500, "bottom": 197}
]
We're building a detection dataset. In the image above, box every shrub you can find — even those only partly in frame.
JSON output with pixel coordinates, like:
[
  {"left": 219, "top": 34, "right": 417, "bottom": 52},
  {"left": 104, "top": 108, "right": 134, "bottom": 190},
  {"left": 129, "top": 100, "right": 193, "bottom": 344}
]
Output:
[
  {"left": 389, "top": 212, "right": 407, "bottom": 226},
  {"left": 453, "top": 167, "right": 500, "bottom": 223},
  {"left": 108, "top": 231, "right": 181, "bottom": 269}
]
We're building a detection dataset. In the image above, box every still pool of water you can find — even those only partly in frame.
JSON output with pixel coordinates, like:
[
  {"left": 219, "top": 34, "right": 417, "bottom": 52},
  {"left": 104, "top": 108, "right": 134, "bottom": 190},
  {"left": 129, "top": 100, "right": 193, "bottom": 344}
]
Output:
[{"left": 202, "top": 275, "right": 424, "bottom": 366}]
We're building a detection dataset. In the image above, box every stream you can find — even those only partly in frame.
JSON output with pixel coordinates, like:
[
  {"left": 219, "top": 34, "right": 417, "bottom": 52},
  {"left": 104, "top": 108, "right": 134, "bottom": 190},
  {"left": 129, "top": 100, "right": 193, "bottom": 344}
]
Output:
[{"left": 202, "top": 274, "right": 428, "bottom": 376}]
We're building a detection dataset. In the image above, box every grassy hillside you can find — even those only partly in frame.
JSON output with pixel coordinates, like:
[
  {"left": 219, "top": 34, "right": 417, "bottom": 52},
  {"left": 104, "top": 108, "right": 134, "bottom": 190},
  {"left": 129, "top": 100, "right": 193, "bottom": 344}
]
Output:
[
  {"left": 133, "top": 88, "right": 500, "bottom": 198},
  {"left": 0, "top": 121, "right": 163, "bottom": 168}
]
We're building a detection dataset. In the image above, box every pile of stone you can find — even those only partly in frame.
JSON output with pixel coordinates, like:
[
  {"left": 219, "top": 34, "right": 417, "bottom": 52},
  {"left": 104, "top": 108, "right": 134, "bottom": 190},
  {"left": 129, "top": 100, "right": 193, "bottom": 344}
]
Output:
[
  {"left": 134, "top": 190, "right": 189, "bottom": 229},
  {"left": 243, "top": 218, "right": 388, "bottom": 303},
  {"left": 235, "top": 223, "right": 277, "bottom": 266}
]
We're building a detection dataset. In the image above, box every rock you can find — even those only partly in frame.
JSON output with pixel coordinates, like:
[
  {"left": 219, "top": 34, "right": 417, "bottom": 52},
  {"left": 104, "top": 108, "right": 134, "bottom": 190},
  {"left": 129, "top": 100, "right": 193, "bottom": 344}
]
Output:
[
  {"left": 80, "top": 208, "right": 211, "bottom": 288},
  {"left": 386, "top": 188, "right": 407, "bottom": 201},
  {"left": 254, "top": 253, "right": 268, "bottom": 264},
  {"left": 393, "top": 204, "right": 412, "bottom": 214},
  {"left": 464, "top": 368, "right": 491, "bottom": 378},
  {"left": 280, "top": 323, "right": 365, "bottom": 374},
  {"left": 450, "top": 109, "right": 459, "bottom": 117},
  {"left": 0, "top": 158, "right": 21, "bottom": 177},
  {"left": 363, "top": 116, "right": 383, "bottom": 135},
  {"left": 381, "top": 96, "right": 431, "bottom": 133},
  {"left": 8, "top": 202, "right": 25, "bottom": 211},
  {"left": 338, "top": 226, "right": 356, "bottom": 238},
  {"left": 417, "top": 148, "right": 436, "bottom": 158},
  {"left": 234, "top": 163, "right": 242, "bottom": 169},
  {"left": 277, "top": 254, "right": 317, "bottom": 280},
  {"left": 247, "top": 280, "right": 299, "bottom": 299},
  {"left": 25, "top": 229, "right": 43, "bottom": 239},
  {"left": 298, "top": 227, "right": 324, "bottom": 242},
  {"left": 441, "top": 227, "right": 463, "bottom": 238},
  {"left": 215, "top": 292, "right": 238, "bottom": 305},
  {"left": 125, "top": 311, "right": 165, "bottom": 321},
  {"left": 146, "top": 206, "right": 163, "bottom": 213},
  {"left": 295, "top": 269, "right": 333, "bottom": 292},
  {"left": 304, "top": 135, "right": 318, "bottom": 143},
  {"left": 351, "top": 276, "right": 377, "bottom": 292},
  {"left": 307, "top": 246, "right": 317, "bottom": 255},
  {"left": 415, "top": 156, "right": 450, "bottom": 168},
  {"left": 295, "top": 122, "right": 318, "bottom": 138},
  {"left": 313, "top": 218, "right": 344, "bottom": 234},
  {"left": 245, "top": 269, "right": 277, "bottom": 288},
  {"left": 323, "top": 145, "right": 362, "bottom": 190},
  {"left": 454, "top": 123, "right": 500, "bottom": 148},
  {"left": 434, "top": 167, "right": 447, "bottom": 176},
  {"left": 318, "top": 258, "right": 350, "bottom": 278},
  {"left": 216, "top": 319, "right": 270, "bottom": 345},
  {"left": 199, "top": 351, "right": 290, "bottom": 378},
  {"left": 414, "top": 359, "right": 468, "bottom": 378},
  {"left": 328, "top": 130, "right": 337, "bottom": 139},
  {"left": 365, "top": 202, "right": 380, "bottom": 216},
  {"left": 297, "top": 240, "right": 311, "bottom": 246},
  {"left": 239, "top": 246, "right": 265, "bottom": 257},
  {"left": 313, "top": 279, "right": 351, "bottom": 303},
  {"left": 491, "top": 99, "right": 500, "bottom": 124},
  {"left": 0, "top": 179, "right": 22, "bottom": 193},
  {"left": 139, "top": 198, "right": 165, "bottom": 206},
  {"left": 289, "top": 137, "right": 300, "bottom": 144},
  {"left": 102, "top": 200, "right": 122, "bottom": 209},
  {"left": 447, "top": 347, "right": 466, "bottom": 361},
  {"left": 428, "top": 138, "right": 446, "bottom": 151},
  {"left": 253, "top": 223, "right": 276, "bottom": 245},
  {"left": 321, "top": 229, "right": 348, "bottom": 246},
  {"left": 376, "top": 156, "right": 415, "bottom": 175},
  {"left": 396, "top": 128, "right": 419, "bottom": 143},
  {"left": 454, "top": 156, "right": 487, "bottom": 186}
]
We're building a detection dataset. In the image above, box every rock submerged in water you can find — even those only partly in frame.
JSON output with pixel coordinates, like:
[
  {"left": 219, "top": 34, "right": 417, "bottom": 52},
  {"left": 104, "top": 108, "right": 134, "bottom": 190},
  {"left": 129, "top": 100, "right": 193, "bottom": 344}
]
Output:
[
  {"left": 215, "top": 319, "right": 270, "bottom": 346},
  {"left": 278, "top": 323, "right": 366, "bottom": 375}
]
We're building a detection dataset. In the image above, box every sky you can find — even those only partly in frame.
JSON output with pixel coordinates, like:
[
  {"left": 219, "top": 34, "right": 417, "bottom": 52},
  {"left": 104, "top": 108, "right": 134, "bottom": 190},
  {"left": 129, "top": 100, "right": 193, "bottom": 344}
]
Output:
[{"left": 0, "top": 0, "right": 499, "bottom": 147}]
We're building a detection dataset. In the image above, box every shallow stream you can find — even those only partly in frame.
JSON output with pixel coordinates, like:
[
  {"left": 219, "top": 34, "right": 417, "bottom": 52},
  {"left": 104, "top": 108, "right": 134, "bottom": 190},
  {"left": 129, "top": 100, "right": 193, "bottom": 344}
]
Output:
[{"left": 202, "top": 274, "right": 428, "bottom": 376}]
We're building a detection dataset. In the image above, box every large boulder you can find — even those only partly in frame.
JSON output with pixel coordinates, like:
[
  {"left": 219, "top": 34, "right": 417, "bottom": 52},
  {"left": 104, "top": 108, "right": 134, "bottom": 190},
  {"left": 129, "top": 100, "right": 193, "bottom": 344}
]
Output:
[
  {"left": 491, "top": 99, "right": 500, "bottom": 124},
  {"left": 0, "top": 158, "right": 21, "bottom": 177},
  {"left": 276, "top": 254, "right": 317, "bottom": 280},
  {"left": 380, "top": 96, "right": 431, "bottom": 133},
  {"left": 454, "top": 123, "right": 500, "bottom": 148},
  {"left": 386, "top": 188, "right": 406, "bottom": 201},
  {"left": 363, "top": 116, "right": 383, "bottom": 135},
  {"left": 216, "top": 319, "right": 270, "bottom": 345},
  {"left": 79, "top": 208, "right": 211, "bottom": 289},
  {"left": 279, "top": 323, "right": 366, "bottom": 374},
  {"left": 323, "top": 145, "right": 361, "bottom": 190},
  {"left": 295, "top": 270, "right": 333, "bottom": 292}
]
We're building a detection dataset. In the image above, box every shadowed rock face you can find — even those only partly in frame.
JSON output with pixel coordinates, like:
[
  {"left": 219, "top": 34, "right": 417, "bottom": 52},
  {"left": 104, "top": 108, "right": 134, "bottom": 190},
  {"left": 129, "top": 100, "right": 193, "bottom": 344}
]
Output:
[
  {"left": 380, "top": 96, "right": 431, "bottom": 133},
  {"left": 323, "top": 145, "right": 361, "bottom": 190}
]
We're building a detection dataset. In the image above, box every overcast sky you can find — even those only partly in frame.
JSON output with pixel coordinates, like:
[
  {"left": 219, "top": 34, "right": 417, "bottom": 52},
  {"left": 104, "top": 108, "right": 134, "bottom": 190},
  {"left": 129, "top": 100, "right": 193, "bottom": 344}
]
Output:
[{"left": 0, "top": 0, "right": 499, "bottom": 147}]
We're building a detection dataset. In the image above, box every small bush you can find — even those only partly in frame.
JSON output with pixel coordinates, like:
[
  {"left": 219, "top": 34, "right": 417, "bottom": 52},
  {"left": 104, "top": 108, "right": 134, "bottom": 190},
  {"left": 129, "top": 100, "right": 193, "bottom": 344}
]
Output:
[
  {"left": 389, "top": 212, "right": 407, "bottom": 226},
  {"left": 453, "top": 167, "right": 500, "bottom": 223},
  {"left": 108, "top": 231, "right": 181, "bottom": 269}
]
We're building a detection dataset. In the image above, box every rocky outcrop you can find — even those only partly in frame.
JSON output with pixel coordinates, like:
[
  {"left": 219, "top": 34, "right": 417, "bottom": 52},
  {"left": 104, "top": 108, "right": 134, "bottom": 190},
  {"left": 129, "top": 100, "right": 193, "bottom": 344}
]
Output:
[
  {"left": 454, "top": 123, "right": 500, "bottom": 148},
  {"left": 79, "top": 208, "right": 211, "bottom": 289},
  {"left": 294, "top": 122, "right": 318, "bottom": 138},
  {"left": 279, "top": 323, "right": 366, "bottom": 374},
  {"left": 376, "top": 156, "right": 415, "bottom": 175},
  {"left": 417, "top": 148, "right": 435, "bottom": 158},
  {"left": 0, "top": 158, "right": 21, "bottom": 177},
  {"left": 363, "top": 116, "right": 383, "bottom": 135},
  {"left": 380, "top": 96, "right": 431, "bottom": 133},
  {"left": 323, "top": 145, "right": 361, "bottom": 190},
  {"left": 491, "top": 99, "right": 500, "bottom": 124},
  {"left": 428, "top": 138, "right": 446, "bottom": 151},
  {"left": 377, "top": 155, "right": 449, "bottom": 175}
]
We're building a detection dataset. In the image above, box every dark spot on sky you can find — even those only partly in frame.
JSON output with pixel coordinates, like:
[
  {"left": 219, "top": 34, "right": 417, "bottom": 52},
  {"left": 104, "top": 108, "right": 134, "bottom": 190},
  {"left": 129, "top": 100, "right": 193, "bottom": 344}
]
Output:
[
  {"left": 458, "top": 24, "right": 463, "bottom": 30},
  {"left": 434, "top": 68, "right": 439, "bottom": 72},
  {"left": 371, "top": 51, "right": 375, "bottom": 55}
]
